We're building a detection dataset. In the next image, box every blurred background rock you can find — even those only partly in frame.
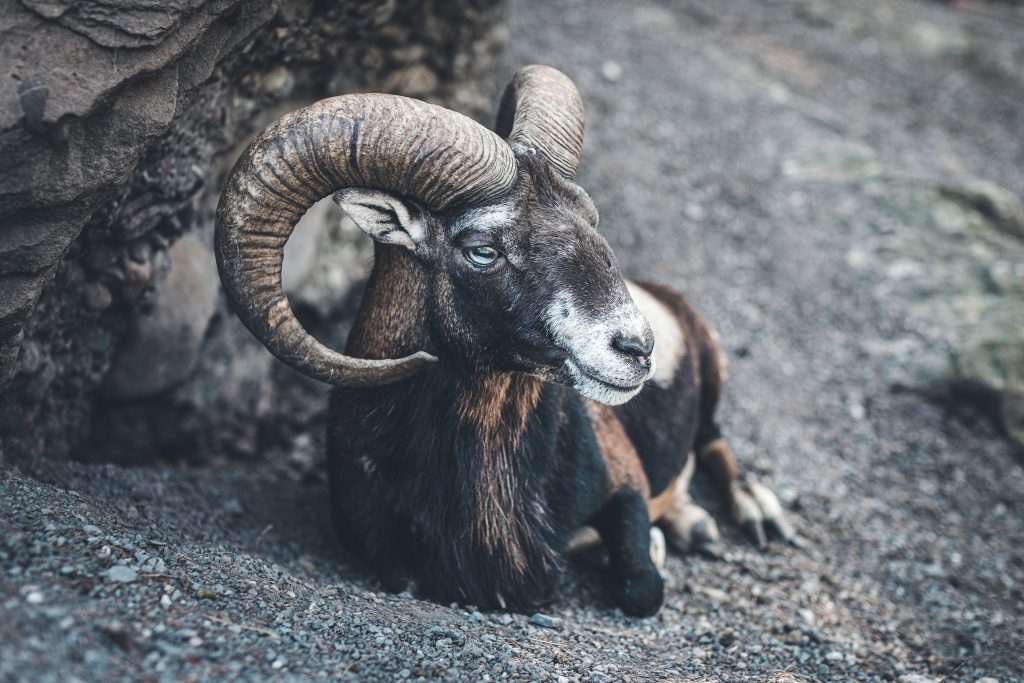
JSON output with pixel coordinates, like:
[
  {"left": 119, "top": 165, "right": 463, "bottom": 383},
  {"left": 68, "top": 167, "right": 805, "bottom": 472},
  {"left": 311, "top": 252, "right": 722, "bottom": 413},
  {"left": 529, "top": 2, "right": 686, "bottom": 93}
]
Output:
[{"left": 0, "top": 0, "right": 508, "bottom": 465}]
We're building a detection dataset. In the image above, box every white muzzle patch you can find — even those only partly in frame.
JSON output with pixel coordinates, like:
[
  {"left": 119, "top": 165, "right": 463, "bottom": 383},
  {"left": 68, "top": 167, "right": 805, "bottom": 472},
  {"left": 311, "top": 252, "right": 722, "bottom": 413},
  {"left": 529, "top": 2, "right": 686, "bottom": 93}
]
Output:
[{"left": 545, "top": 290, "right": 655, "bottom": 405}]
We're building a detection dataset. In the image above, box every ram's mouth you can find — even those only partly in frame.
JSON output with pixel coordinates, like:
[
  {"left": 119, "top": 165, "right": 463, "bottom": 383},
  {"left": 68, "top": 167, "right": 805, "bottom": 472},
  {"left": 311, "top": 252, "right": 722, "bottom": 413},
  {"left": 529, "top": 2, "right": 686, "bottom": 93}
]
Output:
[{"left": 564, "top": 356, "right": 646, "bottom": 405}]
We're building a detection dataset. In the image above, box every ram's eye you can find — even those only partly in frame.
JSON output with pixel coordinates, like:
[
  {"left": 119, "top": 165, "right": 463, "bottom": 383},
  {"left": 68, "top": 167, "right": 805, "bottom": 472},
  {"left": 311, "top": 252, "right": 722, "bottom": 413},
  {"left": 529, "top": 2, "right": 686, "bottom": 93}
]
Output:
[{"left": 463, "top": 245, "right": 501, "bottom": 268}]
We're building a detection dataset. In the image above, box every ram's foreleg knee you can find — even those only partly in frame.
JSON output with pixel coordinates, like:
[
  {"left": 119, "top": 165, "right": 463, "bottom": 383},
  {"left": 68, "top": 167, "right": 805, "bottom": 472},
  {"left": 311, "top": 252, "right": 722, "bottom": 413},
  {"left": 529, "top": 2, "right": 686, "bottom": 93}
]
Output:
[{"left": 592, "top": 489, "right": 664, "bottom": 617}]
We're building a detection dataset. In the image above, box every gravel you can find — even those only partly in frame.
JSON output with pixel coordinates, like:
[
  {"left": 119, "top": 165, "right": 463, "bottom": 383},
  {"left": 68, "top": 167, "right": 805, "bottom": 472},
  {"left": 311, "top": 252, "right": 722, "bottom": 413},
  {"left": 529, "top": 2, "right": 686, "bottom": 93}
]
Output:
[{"left": 2, "top": 0, "right": 1023, "bottom": 681}]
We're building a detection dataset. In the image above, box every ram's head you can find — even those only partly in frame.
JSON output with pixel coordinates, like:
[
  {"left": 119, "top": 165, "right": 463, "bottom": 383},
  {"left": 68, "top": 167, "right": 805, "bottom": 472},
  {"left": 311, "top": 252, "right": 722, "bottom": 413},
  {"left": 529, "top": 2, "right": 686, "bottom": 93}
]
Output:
[{"left": 216, "top": 66, "right": 654, "bottom": 404}]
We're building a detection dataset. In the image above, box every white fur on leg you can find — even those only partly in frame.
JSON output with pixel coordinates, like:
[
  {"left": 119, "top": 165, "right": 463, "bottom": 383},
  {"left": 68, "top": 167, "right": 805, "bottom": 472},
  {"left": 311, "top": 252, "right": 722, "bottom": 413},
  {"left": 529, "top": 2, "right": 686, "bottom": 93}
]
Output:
[
  {"left": 649, "top": 526, "right": 667, "bottom": 573},
  {"left": 567, "top": 526, "right": 601, "bottom": 554},
  {"left": 747, "top": 479, "right": 783, "bottom": 520},
  {"left": 662, "top": 500, "right": 720, "bottom": 549},
  {"left": 730, "top": 480, "right": 764, "bottom": 527},
  {"left": 748, "top": 478, "right": 795, "bottom": 541},
  {"left": 659, "top": 475, "right": 720, "bottom": 550}
]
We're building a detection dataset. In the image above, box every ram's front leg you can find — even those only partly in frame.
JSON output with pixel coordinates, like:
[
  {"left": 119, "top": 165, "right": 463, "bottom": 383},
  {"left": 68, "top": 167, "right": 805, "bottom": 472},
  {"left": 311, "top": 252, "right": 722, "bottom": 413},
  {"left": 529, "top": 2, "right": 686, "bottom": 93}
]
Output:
[
  {"left": 697, "top": 430, "right": 795, "bottom": 547},
  {"left": 591, "top": 489, "right": 665, "bottom": 617}
]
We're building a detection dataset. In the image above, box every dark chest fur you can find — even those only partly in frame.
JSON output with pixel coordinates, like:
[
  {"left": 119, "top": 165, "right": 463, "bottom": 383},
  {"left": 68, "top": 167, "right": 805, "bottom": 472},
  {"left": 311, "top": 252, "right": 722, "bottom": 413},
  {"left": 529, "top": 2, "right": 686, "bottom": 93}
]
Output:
[{"left": 328, "top": 368, "right": 609, "bottom": 609}]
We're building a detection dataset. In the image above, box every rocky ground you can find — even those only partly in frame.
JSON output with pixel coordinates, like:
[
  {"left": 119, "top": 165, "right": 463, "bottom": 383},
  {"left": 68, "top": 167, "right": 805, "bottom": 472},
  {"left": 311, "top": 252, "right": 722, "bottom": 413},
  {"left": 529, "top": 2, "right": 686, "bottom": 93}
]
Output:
[{"left": 2, "top": 0, "right": 1023, "bottom": 680}]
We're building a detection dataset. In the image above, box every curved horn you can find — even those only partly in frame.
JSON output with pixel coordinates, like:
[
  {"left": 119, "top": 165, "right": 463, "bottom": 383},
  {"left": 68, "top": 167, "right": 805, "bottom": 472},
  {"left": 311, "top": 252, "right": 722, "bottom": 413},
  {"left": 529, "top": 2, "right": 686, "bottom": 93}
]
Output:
[
  {"left": 495, "top": 65, "right": 585, "bottom": 179},
  {"left": 215, "top": 94, "right": 517, "bottom": 387}
]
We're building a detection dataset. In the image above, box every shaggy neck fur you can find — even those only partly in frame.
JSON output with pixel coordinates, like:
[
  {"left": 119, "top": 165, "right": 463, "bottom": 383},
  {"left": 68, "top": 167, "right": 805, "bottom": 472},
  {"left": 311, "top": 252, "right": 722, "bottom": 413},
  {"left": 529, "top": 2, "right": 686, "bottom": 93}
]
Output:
[
  {"left": 457, "top": 372, "right": 545, "bottom": 577},
  {"left": 341, "top": 243, "right": 564, "bottom": 605},
  {"left": 346, "top": 244, "right": 432, "bottom": 360}
]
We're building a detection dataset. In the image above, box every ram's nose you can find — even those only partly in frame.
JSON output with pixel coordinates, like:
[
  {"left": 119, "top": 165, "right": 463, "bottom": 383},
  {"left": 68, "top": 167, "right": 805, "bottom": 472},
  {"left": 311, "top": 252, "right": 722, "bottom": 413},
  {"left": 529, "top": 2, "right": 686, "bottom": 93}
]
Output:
[{"left": 612, "top": 329, "right": 654, "bottom": 369}]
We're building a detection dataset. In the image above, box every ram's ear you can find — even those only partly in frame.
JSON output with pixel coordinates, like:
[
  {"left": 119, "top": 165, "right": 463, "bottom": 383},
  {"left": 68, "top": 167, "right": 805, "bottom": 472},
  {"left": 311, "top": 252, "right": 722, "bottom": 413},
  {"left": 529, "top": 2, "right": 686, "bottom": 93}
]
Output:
[{"left": 333, "top": 188, "right": 427, "bottom": 252}]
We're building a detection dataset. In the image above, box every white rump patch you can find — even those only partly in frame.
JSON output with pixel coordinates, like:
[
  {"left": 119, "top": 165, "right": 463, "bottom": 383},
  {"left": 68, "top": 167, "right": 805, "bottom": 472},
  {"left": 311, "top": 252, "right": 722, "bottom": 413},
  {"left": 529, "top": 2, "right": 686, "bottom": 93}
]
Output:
[{"left": 625, "top": 281, "right": 684, "bottom": 389}]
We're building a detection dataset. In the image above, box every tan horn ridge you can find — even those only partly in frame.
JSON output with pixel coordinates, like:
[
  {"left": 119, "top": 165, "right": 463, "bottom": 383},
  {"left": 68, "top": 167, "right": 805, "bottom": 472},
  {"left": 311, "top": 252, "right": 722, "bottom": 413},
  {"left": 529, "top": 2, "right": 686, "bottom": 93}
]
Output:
[
  {"left": 496, "top": 65, "right": 586, "bottom": 180},
  {"left": 215, "top": 93, "right": 517, "bottom": 387}
]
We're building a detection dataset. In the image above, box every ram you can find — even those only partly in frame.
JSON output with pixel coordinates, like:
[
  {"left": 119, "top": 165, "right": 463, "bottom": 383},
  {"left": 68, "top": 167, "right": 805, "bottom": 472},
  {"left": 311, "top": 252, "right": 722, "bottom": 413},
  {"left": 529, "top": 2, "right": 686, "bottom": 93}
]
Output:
[{"left": 215, "top": 65, "right": 793, "bottom": 616}]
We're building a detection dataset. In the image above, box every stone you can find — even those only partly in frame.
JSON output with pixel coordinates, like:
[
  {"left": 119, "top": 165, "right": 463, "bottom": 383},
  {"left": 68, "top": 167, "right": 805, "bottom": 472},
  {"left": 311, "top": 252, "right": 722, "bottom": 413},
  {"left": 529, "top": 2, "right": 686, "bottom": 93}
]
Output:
[
  {"left": 836, "top": 172, "right": 1024, "bottom": 447},
  {"left": 120, "top": 258, "right": 154, "bottom": 304},
  {"left": 104, "top": 565, "right": 138, "bottom": 583},
  {"left": 82, "top": 282, "right": 113, "bottom": 312},
  {"left": 781, "top": 137, "right": 883, "bottom": 182},
  {"left": 0, "top": 0, "right": 508, "bottom": 463},
  {"left": 16, "top": 341, "right": 43, "bottom": 375},
  {"left": 906, "top": 21, "right": 970, "bottom": 59},
  {"left": 600, "top": 61, "right": 623, "bottom": 83},
  {"left": 283, "top": 199, "right": 334, "bottom": 296},
  {"left": 102, "top": 235, "right": 218, "bottom": 399},
  {"left": 19, "top": 0, "right": 227, "bottom": 49},
  {"left": 261, "top": 66, "right": 296, "bottom": 98},
  {"left": 530, "top": 613, "right": 562, "bottom": 629},
  {"left": 0, "top": 0, "right": 278, "bottom": 382},
  {"left": 284, "top": 202, "right": 373, "bottom": 319},
  {"left": 381, "top": 64, "right": 440, "bottom": 98}
]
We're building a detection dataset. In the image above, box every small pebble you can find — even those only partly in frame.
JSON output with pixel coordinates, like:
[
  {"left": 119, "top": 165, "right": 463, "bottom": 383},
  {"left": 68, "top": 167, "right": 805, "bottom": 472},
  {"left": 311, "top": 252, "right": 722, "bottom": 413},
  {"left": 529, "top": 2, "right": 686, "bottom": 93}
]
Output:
[
  {"left": 600, "top": 60, "right": 623, "bottom": 82},
  {"left": 530, "top": 613, "right": 561, "bottom": 629},
  {"left": 105, "top": 566, "right": 138, "bottom": 583},
  {"left": 82, "top": 282, "right": 112, "bottom": 311}
]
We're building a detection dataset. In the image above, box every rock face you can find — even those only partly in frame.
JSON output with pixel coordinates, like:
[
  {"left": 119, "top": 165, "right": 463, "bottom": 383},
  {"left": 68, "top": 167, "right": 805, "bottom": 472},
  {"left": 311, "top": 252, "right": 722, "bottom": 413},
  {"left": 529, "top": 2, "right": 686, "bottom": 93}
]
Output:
[
  {"left": 0, "top": 0, "right": 277, "bottom": 383},
  {"left": 0, "top": 0, "right": 507, "bottom": 462},
  {"left": 101, "top": 235, "right": 219, "bottom": 399}
]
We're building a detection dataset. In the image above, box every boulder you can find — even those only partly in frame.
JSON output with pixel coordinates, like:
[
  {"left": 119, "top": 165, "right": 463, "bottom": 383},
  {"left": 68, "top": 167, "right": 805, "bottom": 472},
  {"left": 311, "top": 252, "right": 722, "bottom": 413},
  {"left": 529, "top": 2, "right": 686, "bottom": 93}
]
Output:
[
  {"left": 0, "top": 0, "right": 507, "bottom": 462},
  {"left": 102, "top": 235, "right": 218, "bottom": 399}
]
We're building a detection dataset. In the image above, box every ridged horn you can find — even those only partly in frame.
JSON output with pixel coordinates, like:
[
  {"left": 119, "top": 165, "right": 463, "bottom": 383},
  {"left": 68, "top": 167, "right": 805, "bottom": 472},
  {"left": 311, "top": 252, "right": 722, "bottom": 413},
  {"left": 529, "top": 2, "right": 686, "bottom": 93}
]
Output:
[
  {"left": 496, "top": 65, "right": 585, "bottom": 179},
  {"left": 215, "top": 94, "right": 517, "bottom": 387}
]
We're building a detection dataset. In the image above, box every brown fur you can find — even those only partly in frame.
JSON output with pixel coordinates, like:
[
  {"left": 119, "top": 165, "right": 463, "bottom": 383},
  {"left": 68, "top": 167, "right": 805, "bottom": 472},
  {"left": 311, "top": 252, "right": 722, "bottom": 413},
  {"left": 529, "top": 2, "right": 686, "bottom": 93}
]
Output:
[
  {"left": 458, "top": 373, "right": 544, "bottom": 574},
  {"left": 699, "top": 437, "right": 741, "bottom": 491},
  {"left": 646, "top": 475, "right": 680, "bottom": 522},
  {"left": 585, "top": 401, "right": 650, "bottom": 498},
  {"left": 347, "top": 245, "right": 431, "bottom": 359}
]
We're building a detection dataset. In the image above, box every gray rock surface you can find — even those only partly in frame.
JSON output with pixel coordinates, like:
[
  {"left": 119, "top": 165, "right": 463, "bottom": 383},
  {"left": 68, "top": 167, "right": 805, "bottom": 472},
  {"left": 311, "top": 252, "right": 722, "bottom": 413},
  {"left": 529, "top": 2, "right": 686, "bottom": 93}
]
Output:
[
  {"left": 0, "top": 0, "right": 507, "bottom": 462},
  {"left": 2, "top": 0, "right": 1023, "bottom": 681},
  {"left": 283, "top": 200, "right": 373, "bottom": 320},
  {"left": 102, "top": 235, "right": 219, "bottom": 399},
  {"left": 0, "top": 0, "right": 277, "bottom": 381}
]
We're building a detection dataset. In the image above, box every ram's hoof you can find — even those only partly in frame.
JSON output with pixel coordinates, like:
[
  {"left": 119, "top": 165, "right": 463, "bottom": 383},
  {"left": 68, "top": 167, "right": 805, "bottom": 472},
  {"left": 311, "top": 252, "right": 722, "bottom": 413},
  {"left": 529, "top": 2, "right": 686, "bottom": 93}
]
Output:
[
  {"left": 609, "top": 567, "right": 664, "bottom": 618},
  {"left": 660, "top": 500, "right": 721, "bottom": 552},
  {"left": 731, "top": 478, "right": 799, "bottom": 548}
]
